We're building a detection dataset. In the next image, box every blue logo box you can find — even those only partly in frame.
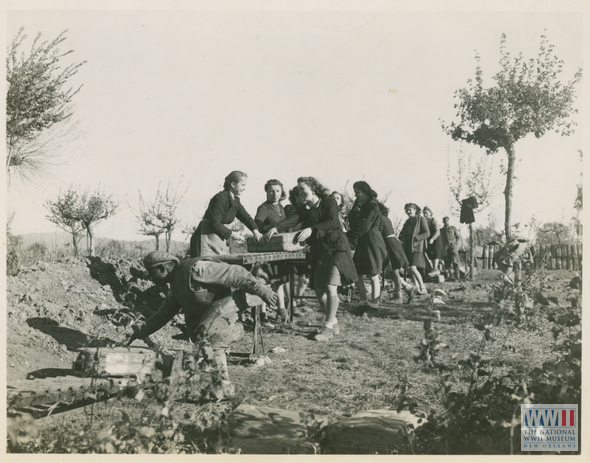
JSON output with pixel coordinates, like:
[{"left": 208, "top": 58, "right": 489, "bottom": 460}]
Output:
[{"left": 521, "top": 404, "right": 578, "bottom": 452}]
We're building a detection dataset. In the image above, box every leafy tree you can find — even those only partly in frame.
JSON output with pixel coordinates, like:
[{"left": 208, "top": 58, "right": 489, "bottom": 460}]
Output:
[
  {"left": 574, "top": 151, "right": 583, "bottom": 212},
  {"left": 45, "top": 187, "right": 85, "bottom": 256},
  {"left": 536, "top": 221, "right": 574, "bottom": 245},
  {"left": 443, "top": 33, "right": 582, "bottom": 240},
  {"left": 46, "top": 186, "right": 118, "bottom": 256},
  {"left": 135, "top": 179, "right": 187, "bottom": 252},
  {"left": 74, "top": 188, "right": 119, "bottom": 256},
  {"left": 6, "top": 28, "right": 85, "bottom": 184}
]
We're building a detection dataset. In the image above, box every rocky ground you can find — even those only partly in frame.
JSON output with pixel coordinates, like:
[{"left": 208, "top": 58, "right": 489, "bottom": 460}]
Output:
[{"left": 6, "top": 256, "right": 579, "bottom": 454}]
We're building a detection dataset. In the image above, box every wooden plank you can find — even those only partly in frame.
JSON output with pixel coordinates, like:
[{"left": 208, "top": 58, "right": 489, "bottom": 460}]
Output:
[
  {"left": 533, "top": 245, "right": 541, "bottom": 267},
  {"left": 492, "top": 245, "right": 499, "bottom": 269},
  {"left": 217, "top": 251, "right": 307, "bottom": 265},
  {"left": 571, "top": 244, "right": 578, "bottom": 270},
  {"left": 564, "top": 245, "right": 571, "bottom": 270},
  {"left": 482, "top": 246, "right": 488, "bottom": 270},
  {"left": 548, "top": 244, "right": 557, "bottom": 270},
  {"left": 555, "top": 245, "right": 562, "bottom": 270}
]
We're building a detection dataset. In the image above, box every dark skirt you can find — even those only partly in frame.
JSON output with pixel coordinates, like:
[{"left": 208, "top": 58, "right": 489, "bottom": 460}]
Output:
[
  {"left": 384, "top": 236, "right": 409, "bottom": 270},
  {"left": 310, "top": 244, "right": 357, "bottom": 289},
  {"left": 353, "top": 228, "right": 388, "bottom": 276},
  {"left": 312, "top": 246, "right": 342, "bottom": 290},
  {"left": 409, "top": 252, "right": 426, "bottom": 269},
  {"left": 427, "top": 236, "right": 444, "bottom": 260}
]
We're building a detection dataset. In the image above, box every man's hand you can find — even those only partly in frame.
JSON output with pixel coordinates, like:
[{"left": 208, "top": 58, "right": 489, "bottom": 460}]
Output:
[{"left": 294, "top": 227, "right": 312, "bottom": 243}]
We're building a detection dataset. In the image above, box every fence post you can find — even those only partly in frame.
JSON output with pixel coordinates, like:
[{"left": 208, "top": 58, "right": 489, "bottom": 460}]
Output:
[
  {"left": 482, "top": 245, "right": 488, "bottom": 270},
  {"left": 572, "top": 244, "right": 578, "bottom": 271},
  {"left": 555, "top": 245, "right": 562, "bottom": 270}
]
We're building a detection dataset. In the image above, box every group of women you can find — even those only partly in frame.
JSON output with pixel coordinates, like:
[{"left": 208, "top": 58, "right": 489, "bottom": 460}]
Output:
[{"left": 189, "top": 171, "right": 445, "bottom": 342}]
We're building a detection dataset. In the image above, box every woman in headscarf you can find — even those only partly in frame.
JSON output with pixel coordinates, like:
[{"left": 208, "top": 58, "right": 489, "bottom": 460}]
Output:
[
  {"left": 346, "top": 181, "right": 388, "bottom": 309},
  {"left": 399, "top": 203, "right": 429, "bottom": 294},
  {"left": 423, "top": 206, "right": 444, "bottom": 275},
  {"left": 266, "top": 177, "right": 357, "bottom": 341},
  {"left": 190, "top": 171, "right": 263, "bottom": 257}
]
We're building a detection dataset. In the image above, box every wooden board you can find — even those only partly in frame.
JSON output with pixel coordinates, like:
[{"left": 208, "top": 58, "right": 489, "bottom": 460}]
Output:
[
  {"left": 217, "top": 251, "right": 307, "bottom": 265},
  {"left": 246, "top": 232, "right": 304, "bottom": 253},
  {"left": 7, "top": 375, "right": 128, "bottom": 416},
  {"left": 73, "top": 347, "right": 157, "bottom": 381}
]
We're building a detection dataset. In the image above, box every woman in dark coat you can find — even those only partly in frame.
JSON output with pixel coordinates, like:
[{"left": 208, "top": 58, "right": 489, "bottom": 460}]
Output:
[
  {"left": 190, "top": 171, "right": 263, "bottom": 257},
  {"left": 377, "top": 202, "right": 416, "bottom": 304},
  {"left": 423, "top": 206, "right": 444, "bottom": 274},
  {"left": 346, "top": 181, "right": 388, "bottom": 308},
  {"left": 399, "top": 203, "right": 429, "bottom": 294},
  {"left": 267, "top": 177, "right": 357, "bottom": 341}
]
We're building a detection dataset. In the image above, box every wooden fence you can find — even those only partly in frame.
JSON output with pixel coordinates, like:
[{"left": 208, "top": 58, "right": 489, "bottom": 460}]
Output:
[{"left": 480, "top": 243, "right": 582, "bottom": 270}]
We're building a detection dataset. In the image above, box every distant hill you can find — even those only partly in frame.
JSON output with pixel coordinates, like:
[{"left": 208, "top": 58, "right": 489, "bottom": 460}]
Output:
[{"left": 17, "top": 231, "right": 189, "bottom": 257}]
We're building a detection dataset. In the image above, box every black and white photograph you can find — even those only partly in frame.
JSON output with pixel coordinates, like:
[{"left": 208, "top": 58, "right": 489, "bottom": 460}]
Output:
[{"left": 4, "top": 0, "right": 587, "bottom": 457}]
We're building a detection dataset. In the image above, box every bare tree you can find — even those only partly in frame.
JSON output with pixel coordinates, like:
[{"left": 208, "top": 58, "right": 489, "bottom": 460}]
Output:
[
  {"left": 447, "top": 144, "right": 500, "bottom": 278},
  {"left": 6, "top": 28, "right": 86, "bottom": 184},
  {"left": 135, "top": 191, "right": 166, "bottom": 250},
  {"left": 154, "top": 179, "right": 188, "bottom": 252},
  {"left": 442, "top": 33, "right": 582, "bottom": 240},
  {"left": 136, "top": 179, "right": 188, "bottom": 252},
  {"left": 46, "top": 186, "right": 118, "bottom": 256},
  {"left": 45, "top": 187, "right": 85, "bottom": 256}
]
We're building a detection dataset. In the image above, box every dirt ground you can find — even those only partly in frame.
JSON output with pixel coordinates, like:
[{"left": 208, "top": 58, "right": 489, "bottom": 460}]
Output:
[{"left": 6, "top": 256, "right": 575, "bottom": 448}]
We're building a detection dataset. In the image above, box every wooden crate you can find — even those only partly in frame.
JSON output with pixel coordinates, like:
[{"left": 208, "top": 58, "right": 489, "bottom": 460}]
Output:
[
  {"left": 246, "top": 232, "right": 304, "bottom": 253},
  {"left": 73, "top": 347, "right": 157, "bottom": 380}
]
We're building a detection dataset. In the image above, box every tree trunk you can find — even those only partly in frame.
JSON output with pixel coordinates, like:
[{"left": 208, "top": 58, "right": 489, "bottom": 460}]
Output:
[
  {"left": 469, "top": 223, "right": 474, "bottom": 280},
  {"left": 86, "top": 226, "right": 95, "bottom": 256},
  {"left": 504, "top": 144, "right": 516, "bottom": 241},
  {"left": 70, "top": 227, "right": 80, "bottom": 256},
  {"left": 165, "top": 229, "right": 172, "bottom": 252}
]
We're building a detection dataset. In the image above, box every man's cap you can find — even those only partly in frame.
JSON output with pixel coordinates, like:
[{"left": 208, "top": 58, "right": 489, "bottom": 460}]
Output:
[
  {"left": 443, "top": 216, "right": 450, "bottom": 221},
  {"left": 143, "top": 251, "right": 180, "bottom": 269}
]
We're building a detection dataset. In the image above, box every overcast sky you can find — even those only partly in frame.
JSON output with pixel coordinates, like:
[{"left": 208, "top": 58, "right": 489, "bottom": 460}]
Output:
[{"left": 5, "top": 1, "right": 585, "bottom": 243}]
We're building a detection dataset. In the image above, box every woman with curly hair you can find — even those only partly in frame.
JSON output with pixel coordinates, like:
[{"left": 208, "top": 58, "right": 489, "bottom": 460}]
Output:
[
  {"left": 255, "top": 179, "right": 287, "bottom": 232},
  {"left": 266, "top": 177, "right": 357, "bottom": 341},
  {"left": 346, "top": 181, "right": 388, "bottom": 310},
  {"left": 253, "top": 179, "right": 289, "bottom": 325},
  {"left": 399, "top": 203, "right": 429, "bottom": 294},
  {"left": 330, "top": 191, "right": 347, "bottom": 231},
  {"left": 190, "top": 171, "right": 263, "bottom": 257}
]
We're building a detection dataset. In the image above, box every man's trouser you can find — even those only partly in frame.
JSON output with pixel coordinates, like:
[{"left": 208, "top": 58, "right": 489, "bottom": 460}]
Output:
[{"left": 186, "top": 295, "right": 245, "bottom": 381}]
